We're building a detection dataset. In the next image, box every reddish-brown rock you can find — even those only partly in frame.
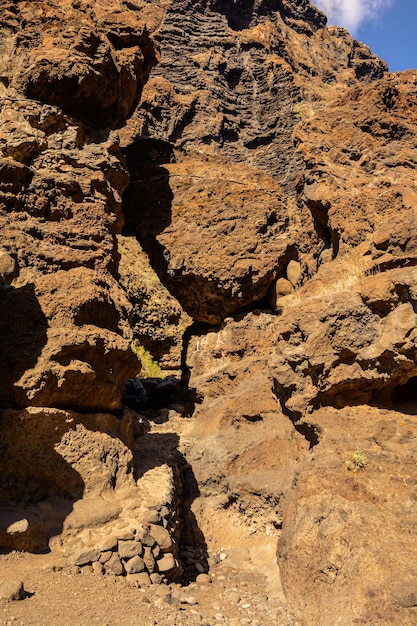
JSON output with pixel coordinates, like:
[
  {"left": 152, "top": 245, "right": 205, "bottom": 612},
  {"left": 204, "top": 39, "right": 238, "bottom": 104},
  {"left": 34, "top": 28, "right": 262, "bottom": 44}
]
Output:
[
  {"left": 123, "top": 153, "right": 299, "bottom": 324},
  {"left": 120, "top": 0, "right": 390, "bottom": 325},
  {"left": 0, "top": 1, "right": 159, "bottom": 411},
  {"left": 1, "top": 1, "right": 416, "bottom": 624},
  {"left": 4, "top": 1, "right": 158, "bottom": 129},
  {"left": 278, "top": 406, "right": 417, "bottom": 626}
]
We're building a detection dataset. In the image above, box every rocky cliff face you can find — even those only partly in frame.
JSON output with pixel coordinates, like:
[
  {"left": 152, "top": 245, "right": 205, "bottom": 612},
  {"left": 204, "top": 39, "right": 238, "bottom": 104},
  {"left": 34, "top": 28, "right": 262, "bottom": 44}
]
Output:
[
  {"left": 0, "top": 0, "right": 158, "bottom": 410},
  {"left": 121, "top": 0, "right": 389, "bottom": 326},
  {"left": 1, "top": 1, "right": 416, "bottom": 624}
]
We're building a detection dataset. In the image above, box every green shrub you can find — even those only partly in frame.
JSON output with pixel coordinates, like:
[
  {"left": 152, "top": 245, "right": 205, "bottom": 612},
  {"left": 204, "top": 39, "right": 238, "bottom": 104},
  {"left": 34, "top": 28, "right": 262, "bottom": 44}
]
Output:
[{"left": 131, "top": 340, "right": 162, "bottom": 378}]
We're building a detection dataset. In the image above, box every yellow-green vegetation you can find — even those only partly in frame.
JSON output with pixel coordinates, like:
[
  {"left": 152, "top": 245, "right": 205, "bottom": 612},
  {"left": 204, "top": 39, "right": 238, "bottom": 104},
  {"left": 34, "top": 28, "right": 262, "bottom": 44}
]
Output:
[
  {"left": 292, "top": 101, "right": 315, "bottom": 120},
  {"left": 345, "top": 450, "right": 367, "bottom": 471},
  {"left": 131, "top": 340, "right": 162, "bottom": 378}
]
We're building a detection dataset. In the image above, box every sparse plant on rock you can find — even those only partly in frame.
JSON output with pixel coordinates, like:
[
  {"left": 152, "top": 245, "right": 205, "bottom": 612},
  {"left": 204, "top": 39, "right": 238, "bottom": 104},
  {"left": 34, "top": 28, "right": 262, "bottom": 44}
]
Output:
[
  {"left": 345, "top": 450, "right": 367, "bottom": 471},
  {"left": 131, "top": 340, "right": 162, "bottom": 378}
]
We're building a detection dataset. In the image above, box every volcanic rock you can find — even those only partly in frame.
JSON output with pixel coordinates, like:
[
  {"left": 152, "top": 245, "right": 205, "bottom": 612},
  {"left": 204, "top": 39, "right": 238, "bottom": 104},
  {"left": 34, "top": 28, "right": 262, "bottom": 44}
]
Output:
[
  {"left": 0, "top": 0, "right": 159, "bottom": 411},
  {"left": 0, "top": 1, "right": 416, "bottom": 625},
  {"left": 120, "top": 0, "right": 390, "bottom": 325}
]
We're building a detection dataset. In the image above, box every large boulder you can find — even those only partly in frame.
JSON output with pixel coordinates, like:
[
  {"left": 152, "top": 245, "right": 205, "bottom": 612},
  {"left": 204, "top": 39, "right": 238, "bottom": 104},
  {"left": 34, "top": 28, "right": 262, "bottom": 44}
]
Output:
[{"left": 4, "top": 0, "right": 158, "bottom": 129}]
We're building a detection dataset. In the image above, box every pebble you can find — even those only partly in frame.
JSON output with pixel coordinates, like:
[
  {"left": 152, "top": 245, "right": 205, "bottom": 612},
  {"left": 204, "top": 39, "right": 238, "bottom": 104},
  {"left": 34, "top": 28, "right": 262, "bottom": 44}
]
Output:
[
  {"left": 180, "top": 595, "right": 198, "bottom": 606},
  {"left": 0, "top": 581, "right": 24, "bottom": 601},
  {"left": 196, "top": 573, "right": 211, "bottom": 585}
]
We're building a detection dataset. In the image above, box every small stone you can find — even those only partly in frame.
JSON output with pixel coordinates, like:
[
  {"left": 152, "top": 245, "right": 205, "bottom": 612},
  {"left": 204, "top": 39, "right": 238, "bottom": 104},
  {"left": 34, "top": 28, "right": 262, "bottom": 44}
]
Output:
[
  {"left": 148, "top": 524, "right": 173, "bottom": 552},
  {"left": 0, "top": 251, "right": 18, "bottom": 285},
  {"left": 287, "top": 260, "right": 301, "bottom": 286},
  {"left": 159, "top": 506, "right": 170, "bottom": 518},
  {"left": 196, "top": 574, "right": 211, "bottom": 585},
  {"left": 6, "top": 520, "right": 29, "bottom": 535},
  {"left": 268, "top": 277, "right": 293, "bottom": 309},
  {"left": 180, "top": 595, "right": 198, "bottom": 606},
  {"left": 219, "top": 552, "right": 228, "bottom": 561},
  {"left": 144, "top": 510, "right": 161, "bottom": 525},
  {"left": 152, "top": 544, "right": 160, "bottom": 559},
  {"left": 157, "top": 553, "right": 176, "bottom": 573},
  {"left": 143, "top": 547, "right": 155, "bottom": 573},
  {"left": 194, "top": 561, "right": 205, "bottom": 574},
  {"left": 126, "top": 572, "right": 152, "bottom": 587},
  {"left": 99, "top": 551, "right": 113, "bottom": 564},
  {"left": 150, "top": 573, "right": 163, "bottom": 585},
  {"left": 92, "top": 562, "right": 104, "bottom": 576},
  {"left": 137, "top": 530, "right": 156, "bottom": 548},
  {"left": 72, "top": 549, "right": 100, "bottom": 566},
  {"left": 125, "top": 556, "right": 145, "bottom": 574},
  {"left": 115, "top": 530, "right": 135, "bottom": 541},
  {"left": 104, "top": 553, "right": 124, "bottom": 576},
  {"left": 179, "top": 550, "right": 193, "bottom": 559},
  {"left": 0, "top": 581, "right": 24, "bottom": 601},
  {"left": 118, "top": 540, "right": 142, "bottom": 560}
]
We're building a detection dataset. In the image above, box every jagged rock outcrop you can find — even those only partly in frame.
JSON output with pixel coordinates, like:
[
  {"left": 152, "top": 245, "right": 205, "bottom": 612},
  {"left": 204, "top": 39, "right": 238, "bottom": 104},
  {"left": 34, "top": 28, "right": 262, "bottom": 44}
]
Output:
[
  {"left": 278, "top": 405, "right": 417, "bottom": 626},
  {"left": 121, "top": 0, "right": 389, "bottom": 325},
  {"left": 123, "top": 148, "right": 300, "bottom": 324},
  {"left": 2, "top": 0, "right": 158, "bottom": 129},
  {"left": 295, "top": 71, "right": 417, "bottom": 257},
  {"left": 117, "top": 3, "right": 416, "bottom": 621},
  {"left": 1, "top": 0, "right": 416, "bottom": 623},
  {"left": 117, "top": 232, "right": 192, "bottom": 371},
  {"left": 0, "top": 0, "right": 158, "bottom": 411}
]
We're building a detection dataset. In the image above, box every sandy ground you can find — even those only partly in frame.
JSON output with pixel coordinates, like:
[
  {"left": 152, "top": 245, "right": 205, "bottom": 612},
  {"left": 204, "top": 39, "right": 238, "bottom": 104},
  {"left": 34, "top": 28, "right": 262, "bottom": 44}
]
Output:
[{"left": 0, "top": 549, "right": 300, "bottom": 626}]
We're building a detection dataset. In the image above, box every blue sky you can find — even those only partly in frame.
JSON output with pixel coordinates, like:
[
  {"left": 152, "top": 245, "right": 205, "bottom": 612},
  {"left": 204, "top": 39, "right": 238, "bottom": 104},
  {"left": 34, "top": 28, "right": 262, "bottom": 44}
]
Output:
[{"left": 314, "top": 0, "right": 417, "bottom": 71}]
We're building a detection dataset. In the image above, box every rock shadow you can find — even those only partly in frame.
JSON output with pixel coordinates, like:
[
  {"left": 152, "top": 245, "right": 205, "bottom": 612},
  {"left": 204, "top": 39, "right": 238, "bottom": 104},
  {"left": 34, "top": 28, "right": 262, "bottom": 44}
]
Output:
[
  {"left": 122, "top": 138, "right": 174, "bottom": 249},
  {"left": 133, "top": 431, "right": 180, "bottom": 480},
  {"left": 313, "top": 375, "right": 417, "bottom": 416},
  {"left": 122, "top": 139, "right": 179, "bottom": 311},
  {"left": 0, "top": 410, "right": 84, "bottom": 554},
  {"left": 209, "top": 0, "right": 256, "bottom": 30},
  {"left": 0, "top": 285, "right": 85, "bottom": 552},
  {"left": 0, "top": 284, "right": 48, "bottom": 408}
]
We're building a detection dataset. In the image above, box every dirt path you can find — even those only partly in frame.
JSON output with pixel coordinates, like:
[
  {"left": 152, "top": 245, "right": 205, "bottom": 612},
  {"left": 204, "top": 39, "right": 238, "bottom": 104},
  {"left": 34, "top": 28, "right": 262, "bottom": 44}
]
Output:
[{"left": 0, "top": 549, "right": 300, "bottom": 626}]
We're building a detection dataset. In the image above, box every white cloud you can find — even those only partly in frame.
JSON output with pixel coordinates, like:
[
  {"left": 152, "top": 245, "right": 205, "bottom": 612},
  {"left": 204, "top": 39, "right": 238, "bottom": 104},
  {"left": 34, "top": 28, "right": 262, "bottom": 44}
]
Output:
[{"left": 313, "top": 0, "right": 394, "bottom": 33}]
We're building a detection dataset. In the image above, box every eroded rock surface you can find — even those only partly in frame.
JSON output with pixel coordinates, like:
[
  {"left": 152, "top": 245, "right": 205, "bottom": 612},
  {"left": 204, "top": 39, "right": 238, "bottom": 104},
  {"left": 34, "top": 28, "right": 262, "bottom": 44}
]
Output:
[
  {"left": 120, "top": 0, "right": 390, "bottom": 325},
  {"left": 0, "top": 0, "right": 158, "bottom": 411},
  {"left": 1, "top": 1, "right": 416, "bottom": 625}
]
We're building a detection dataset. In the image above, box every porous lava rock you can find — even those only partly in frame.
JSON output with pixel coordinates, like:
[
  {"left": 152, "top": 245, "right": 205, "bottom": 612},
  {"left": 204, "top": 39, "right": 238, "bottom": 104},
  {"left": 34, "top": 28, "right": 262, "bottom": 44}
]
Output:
[
  {"left": 3, "top": 0, "right": 158, "bottom": 129},
  {"left": 120, "top": 0, "right": 389, "bottom": 325},
  {"left": 0, "top": 0, "right": 159, "bottom": 411},
  {"left": 1, "top": 0, "right": 417, "bottom": 623},
  {"left": 277, "top": 406, "right": 417, "bottom": 626},
  {"left": 123, "top": 152, "right": 298, "bottom": 324}
]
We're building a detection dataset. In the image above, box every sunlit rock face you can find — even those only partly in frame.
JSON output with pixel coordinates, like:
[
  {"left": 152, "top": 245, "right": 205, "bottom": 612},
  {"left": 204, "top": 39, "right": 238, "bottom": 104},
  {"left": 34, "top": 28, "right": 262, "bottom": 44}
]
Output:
[
  {"left": 121, "top": 0, "right": 389, "bottom": 325},
  {"left": 0, "top": 1, "right": 158, "bottom": 411},
  {"left": 0, "top": 1, "right": 416, "bottom": 623}
]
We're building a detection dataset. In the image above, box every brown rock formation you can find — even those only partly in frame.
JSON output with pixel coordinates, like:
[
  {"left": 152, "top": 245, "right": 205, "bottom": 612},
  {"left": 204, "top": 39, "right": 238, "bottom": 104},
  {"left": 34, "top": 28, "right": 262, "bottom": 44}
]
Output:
[
  {"left": 1, "top": 1, "right": 416, "bottom": 624},
  {"left": 121, "top": 0, "right": 389, "bottom": 325},
  {"left": 278, "top": 406, "right": 417, "bottom": 626},
  {"left": 0, "top": 0, "right": 158, "bottom": 411}
]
